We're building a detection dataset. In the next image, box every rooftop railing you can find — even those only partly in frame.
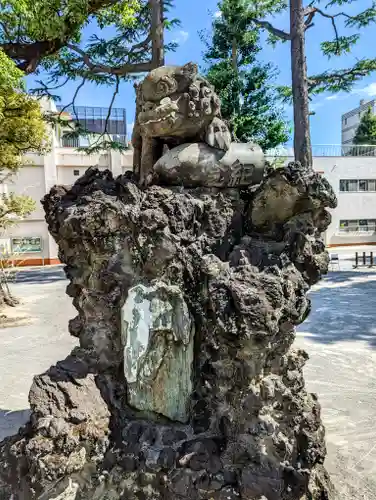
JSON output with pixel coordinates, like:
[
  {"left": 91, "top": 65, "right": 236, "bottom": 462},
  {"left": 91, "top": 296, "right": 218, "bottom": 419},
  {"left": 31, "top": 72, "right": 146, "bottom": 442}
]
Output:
[{"left": 266, "top": 144, "right": 376, "bottom": 158}]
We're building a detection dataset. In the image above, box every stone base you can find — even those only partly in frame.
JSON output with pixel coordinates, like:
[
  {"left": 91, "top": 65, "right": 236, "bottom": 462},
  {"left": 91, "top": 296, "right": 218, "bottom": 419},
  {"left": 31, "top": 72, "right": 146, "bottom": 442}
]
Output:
[{"left": 0, "top": 355, "right": 334, "bottom": 499}]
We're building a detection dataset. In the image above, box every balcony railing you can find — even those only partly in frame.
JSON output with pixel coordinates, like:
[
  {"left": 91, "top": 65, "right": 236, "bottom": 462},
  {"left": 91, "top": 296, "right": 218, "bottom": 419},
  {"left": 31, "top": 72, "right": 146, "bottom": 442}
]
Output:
[
  {"left": 61, "top": 136, "right": 79, "bottom": 148},
  {"left": 60, "top": 134, "right": 128, "bottom": 148},
  {"left": 266, "top": 144, "right": 376, "bottom": 158}
]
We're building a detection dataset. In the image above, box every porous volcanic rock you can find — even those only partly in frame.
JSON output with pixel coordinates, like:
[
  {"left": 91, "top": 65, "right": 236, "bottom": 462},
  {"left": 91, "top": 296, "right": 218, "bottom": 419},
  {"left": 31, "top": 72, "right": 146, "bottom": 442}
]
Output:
[{"left": 0, "top": 162, "right": 337, "bottom": 500}]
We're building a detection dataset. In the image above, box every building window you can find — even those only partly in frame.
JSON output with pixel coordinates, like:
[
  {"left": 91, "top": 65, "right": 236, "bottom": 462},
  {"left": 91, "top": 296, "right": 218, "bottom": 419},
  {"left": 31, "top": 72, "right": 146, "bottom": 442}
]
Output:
[
  {"left": 73, "top": 170, "right": 80, "bottom": 176},
  {"left": 340, "top": 179, "right": 376, "bottom": 192},
  {"left": 62, "top": 135, "right": 79, "bottom": 148},
  {"left": 339, "top": 219, "right": 376, "bottom": 233},
  {"left": 359, "top": 179, "right": 368, "bottom": 191},
  {"left": 340, "top": 179, "right": 358, "bottom": 191},
  {"left": 344, "top": 118, "right": 348, "bottom": 126}
]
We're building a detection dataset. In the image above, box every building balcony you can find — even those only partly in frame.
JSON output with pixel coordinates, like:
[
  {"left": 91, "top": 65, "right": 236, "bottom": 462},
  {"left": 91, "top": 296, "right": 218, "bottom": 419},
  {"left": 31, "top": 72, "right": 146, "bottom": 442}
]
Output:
[
  {"left": 56, "top": 150, "right": 110, "bottom": 167},
  {"left": 57, "top": 134, "right": 130, "bottom": 167},
  {"left": 60, "top": 134, "right": 128, "bottom": 148}
]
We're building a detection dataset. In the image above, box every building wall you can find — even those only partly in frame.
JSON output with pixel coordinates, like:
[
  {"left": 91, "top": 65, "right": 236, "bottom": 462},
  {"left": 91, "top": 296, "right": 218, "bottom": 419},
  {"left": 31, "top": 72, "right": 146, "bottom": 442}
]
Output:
[
  {"left": 273, "top": 155, "right": 376, "bottom": 247},
  {"left": 0, "top": 146, "right": 133, "bottom": 266},
  {"left": 315, "top": 157, "right": 376, "bottom": 246}
]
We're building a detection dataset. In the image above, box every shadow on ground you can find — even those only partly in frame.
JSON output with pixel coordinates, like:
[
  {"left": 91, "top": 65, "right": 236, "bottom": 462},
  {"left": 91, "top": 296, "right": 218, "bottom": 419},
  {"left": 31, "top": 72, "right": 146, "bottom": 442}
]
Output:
[
  {"left": 6, "top": 266, "right": 66, "bottom": 285},
  {"left": 299, "top": 270, "right": 376, "bottom": 348},
  {"left": 0, "top": 409, "right": 30, "bottom": 442}
]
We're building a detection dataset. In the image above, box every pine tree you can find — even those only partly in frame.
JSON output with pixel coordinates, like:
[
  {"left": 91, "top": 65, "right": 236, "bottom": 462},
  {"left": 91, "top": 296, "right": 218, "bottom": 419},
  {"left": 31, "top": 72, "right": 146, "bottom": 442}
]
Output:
[
  {"left": 353, "top": 107, "right": 376, "bottom": 146},
  {"left": 235, "top": 0, "right": 376, "bottom": 167},
  {"left": 203, "top": 0, "right": 289, "bottom": 151}
]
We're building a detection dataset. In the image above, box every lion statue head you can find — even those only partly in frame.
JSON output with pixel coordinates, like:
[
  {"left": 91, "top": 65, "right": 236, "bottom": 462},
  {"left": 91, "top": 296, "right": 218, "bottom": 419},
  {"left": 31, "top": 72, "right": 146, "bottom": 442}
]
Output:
[{"left": 137, "top": 62, "right": 231, "bottom": 150}]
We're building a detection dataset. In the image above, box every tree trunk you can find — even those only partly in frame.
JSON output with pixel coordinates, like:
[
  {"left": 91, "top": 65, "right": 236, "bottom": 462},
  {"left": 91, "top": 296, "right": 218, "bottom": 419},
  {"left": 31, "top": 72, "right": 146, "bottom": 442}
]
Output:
[
  {"left": 231, "top": 38, "right": 238, "bottom": 72},
  {"left": 132, "top": 83, "right": 143, "bottom": 178},
  {"left": 0, "top": 272, "right": 18, "bottom": 308},
  {"left": 133, "top": 1, "right": 165, "bottom": 177},
  {"left": 290, "top": 0, "right": 312, "bottom": 167},
  {"left": 151, "top": 0, "right": 165, "bottom": 68}
]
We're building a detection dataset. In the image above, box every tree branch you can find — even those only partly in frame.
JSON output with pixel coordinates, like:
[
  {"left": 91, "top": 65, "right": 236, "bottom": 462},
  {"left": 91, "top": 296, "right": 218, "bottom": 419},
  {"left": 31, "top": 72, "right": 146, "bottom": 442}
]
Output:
[
  {"left": 308, "top": 60, "right": 376, "bottom": 91},
  {"left": 304, "top": 9, "right": 316, "bottom": 30},
  {"left": 303, "top": 6, "right": 355, "bottom": 37},
  {"left": 66, "top": 44, "right": 154, "bottom": 74},
  {"left": 0, "top": 0, "right": 121, "bottom": 73},
  {"left": 130, "top": 33, "right": 152, "bottom": 53},
  {"left": 251, "top": 19, "right": 291, "bottom": 41}
]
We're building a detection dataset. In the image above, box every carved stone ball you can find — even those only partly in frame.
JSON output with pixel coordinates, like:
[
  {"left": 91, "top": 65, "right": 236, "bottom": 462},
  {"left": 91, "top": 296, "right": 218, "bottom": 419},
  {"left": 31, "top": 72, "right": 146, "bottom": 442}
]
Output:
[{"left": 153, "top": 142, "right": 266, "bottom": 188}]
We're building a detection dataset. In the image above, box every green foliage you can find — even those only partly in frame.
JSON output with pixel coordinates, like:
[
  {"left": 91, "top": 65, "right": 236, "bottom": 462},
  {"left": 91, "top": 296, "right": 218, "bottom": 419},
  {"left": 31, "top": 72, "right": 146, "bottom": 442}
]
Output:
[
  {"left": 203, "top": 0, "right": 289, "bottom": 151},
  {"left": 353, "top": 107, "right": 376, "bottom": 145},
  {"left": 0, "top": 51, "right": 48, "bottom": 227},
  {"left": 0, "top": 50, "right": 24, "bottom": 91},
  {"left": 0, "top": 0, "right": 140, "bottom": 41},
  {"left": 253, "top": 1, "right": 376, "bottom": 98},
  {"left": 0, "top": 193, "right": 36, "bottom": 229},
  {"left": 0, "top": 0, "right": 179, "bottom": 152}
]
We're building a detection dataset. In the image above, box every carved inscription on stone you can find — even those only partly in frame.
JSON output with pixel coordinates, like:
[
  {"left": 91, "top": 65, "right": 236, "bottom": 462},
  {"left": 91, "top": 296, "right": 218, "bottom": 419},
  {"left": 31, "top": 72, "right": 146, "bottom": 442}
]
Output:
[{"left": 121, "top": 281, "right": 194, "bottom": 423}]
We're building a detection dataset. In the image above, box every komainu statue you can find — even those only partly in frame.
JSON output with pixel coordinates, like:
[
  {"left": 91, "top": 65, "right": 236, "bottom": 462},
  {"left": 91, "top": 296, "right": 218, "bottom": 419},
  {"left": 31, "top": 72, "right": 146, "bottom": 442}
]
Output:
[
  {"left": 132, "top": 62, "right": 264, "bottom": 187},
  {"left": 0, "top": 62, "right": 336, "bottom": 500}
]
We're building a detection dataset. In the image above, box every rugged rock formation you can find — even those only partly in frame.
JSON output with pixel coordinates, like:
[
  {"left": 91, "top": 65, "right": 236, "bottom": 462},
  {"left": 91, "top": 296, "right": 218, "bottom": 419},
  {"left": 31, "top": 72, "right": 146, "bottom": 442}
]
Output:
[{"left": 0, "top": 161, "right": 337, "bottom": 499}]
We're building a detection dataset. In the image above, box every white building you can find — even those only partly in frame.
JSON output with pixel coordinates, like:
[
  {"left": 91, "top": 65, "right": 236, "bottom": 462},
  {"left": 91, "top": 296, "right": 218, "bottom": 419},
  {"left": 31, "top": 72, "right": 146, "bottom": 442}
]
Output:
[
  {"left": 341, "top": 99, "right": 376, "bottom": 145},
  {"left": 0, "top": 99, "right": 133, "bottom": 266},
  {"left": 268, "top": 145, "right": 376, "bottom": 247}
]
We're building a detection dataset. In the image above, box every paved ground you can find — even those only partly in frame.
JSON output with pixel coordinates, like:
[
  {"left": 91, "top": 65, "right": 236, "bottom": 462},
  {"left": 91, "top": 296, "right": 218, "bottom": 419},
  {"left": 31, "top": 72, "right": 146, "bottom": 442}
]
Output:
[
  {"left": 0, "top": 266, "right": 376, "bottom": 498},
  {"left": 296, "top": 270, "right": 376, "bottom": 499},
  {"left": 0, "top": 266, "right": 77, "bottom": 440}
]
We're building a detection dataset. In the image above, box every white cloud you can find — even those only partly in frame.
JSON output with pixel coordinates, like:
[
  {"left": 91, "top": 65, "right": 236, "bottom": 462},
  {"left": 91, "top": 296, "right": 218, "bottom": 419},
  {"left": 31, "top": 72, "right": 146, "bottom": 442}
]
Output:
[
  {"left": 214, "top": 11, "right": 222, "bottom": 18},
  {"left": 324, "top": 93, "right": 353, "bottom": 102},
  {"left": 358, "top": 82, "right": 376, "bottom": 97},
  {"left": 173, "top": 30, "right": 189, "bottom": 44},
  {"left": 316, "top": 81, "right": 376, "bottom": 105}
]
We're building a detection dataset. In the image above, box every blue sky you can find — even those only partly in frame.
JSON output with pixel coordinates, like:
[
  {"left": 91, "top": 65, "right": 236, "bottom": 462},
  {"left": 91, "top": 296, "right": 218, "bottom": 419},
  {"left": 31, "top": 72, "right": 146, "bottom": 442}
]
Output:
[{"left": 28, "top": 0, "right": 376, "bottom": 146}]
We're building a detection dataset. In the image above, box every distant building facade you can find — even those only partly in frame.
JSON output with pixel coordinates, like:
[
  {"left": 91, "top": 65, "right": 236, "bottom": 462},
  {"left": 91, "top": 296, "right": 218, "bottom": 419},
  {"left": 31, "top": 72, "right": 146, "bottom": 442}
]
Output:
[
  {"left": 267, "top": 144, "right": 376, "bottom": 247},
  {"left": 56, "top": 104, "right": 128, "bottom": 146},
  {"left": 0, "top": 99, "right": 133, "bottom": 266},
  {"left": 341, "top": 99, "right": 376, "bottom": 145}
]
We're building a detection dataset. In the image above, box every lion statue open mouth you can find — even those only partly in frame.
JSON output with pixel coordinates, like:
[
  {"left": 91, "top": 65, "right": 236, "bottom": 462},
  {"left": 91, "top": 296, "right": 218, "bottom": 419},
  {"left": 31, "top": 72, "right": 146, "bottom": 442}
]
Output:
[
  {"left": 138, "top": 63, "right": 230, "bottom": 147},
  {"left": 132, "top": 62, "right": 233, "bottom": 185},
  {"left": 132, "top": 62, "right": 265, "bottom": 187}
]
